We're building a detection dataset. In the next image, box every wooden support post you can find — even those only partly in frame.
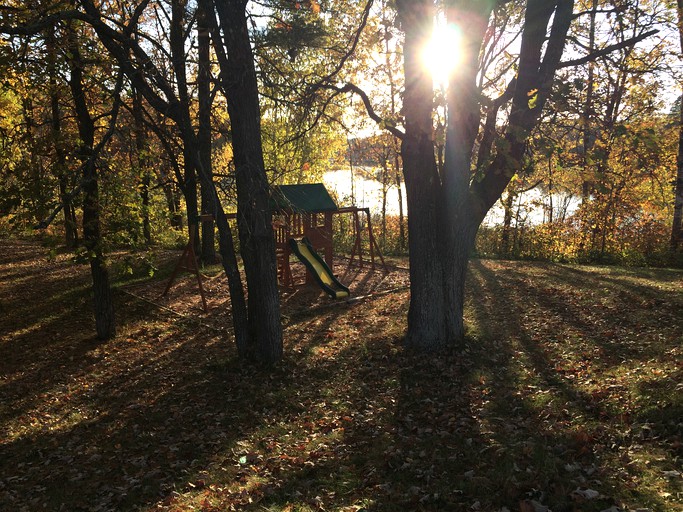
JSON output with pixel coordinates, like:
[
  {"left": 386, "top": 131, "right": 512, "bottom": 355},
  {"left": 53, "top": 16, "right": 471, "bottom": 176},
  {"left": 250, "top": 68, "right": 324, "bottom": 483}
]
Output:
[
  {"left": 162, "top": 222, "right": 208, "bottom": 312},
  {"left": 364, "top": 208, "right": 388, "bottom": 273},
  {"left": 347, "top": 209, "right": 364, "bottom": 270}
]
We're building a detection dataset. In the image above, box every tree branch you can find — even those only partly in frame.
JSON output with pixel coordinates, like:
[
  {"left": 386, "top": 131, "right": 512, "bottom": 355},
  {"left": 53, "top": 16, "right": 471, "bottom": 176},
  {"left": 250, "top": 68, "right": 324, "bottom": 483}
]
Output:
[
  {"left": 35, "top": 70, "right": 125, "bottom": 231},
  {"left": 558, "top": 29, "right": 658, "bottom": 68},
  {"left": 0, "top": 10, "right": 80, "bottom": 36},
  {"left": 319, "top": 83, "right": 405, "bottom": 139},
  {"left": 314, "top": 0, "right": 374, "bottom": 87},
  {"left": 476, "top": 78, "right": 516, "bottom": 170}
]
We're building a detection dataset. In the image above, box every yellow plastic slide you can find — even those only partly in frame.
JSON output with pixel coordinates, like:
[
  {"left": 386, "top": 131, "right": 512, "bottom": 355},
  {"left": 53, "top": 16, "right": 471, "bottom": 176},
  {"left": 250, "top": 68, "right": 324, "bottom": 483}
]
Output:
[{"left": 289, "top": 238, "right": 350, "bottom": 299}]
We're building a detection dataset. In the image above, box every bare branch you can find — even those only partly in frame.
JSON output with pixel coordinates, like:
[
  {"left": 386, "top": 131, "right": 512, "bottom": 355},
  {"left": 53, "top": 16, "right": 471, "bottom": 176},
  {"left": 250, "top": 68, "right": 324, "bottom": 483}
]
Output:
[
  {"left": 314, "top": 0, "right": 374, "bottom": 87},
  {"left": 558, "top": 29, "right": 658, "bottom": 68},
  {"left": 338, "top": 82, "right": 405, "bottom": 139},
  {"left": 0, "top": 10, "right": 80, "bottom": 36}
]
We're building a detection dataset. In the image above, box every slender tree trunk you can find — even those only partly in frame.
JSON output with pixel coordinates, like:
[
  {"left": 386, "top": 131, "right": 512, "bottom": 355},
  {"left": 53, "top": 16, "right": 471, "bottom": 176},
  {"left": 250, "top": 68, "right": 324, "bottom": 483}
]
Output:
[
  {"left": 133, "top": 88, "right": 152, "bottom": 244},
  {"left": 198, "top": 2, "right": 217, "bottom": 263},
  {"left": 384, "top": 22, "right": 405, "bottom": 252},
  {"left": 161, "top": 167, "right": 184, "bottom": 230},
  {"left": 547, "top": 155, "right": 554, "bottom": 224},
  {"left": 581, "top": 0, "right": 598, "bottom": 202},
  {"left": 47, "top": 24, "right": 78, "bottom": 248},
  {"left": 58, "top": 179, "right": 79, "bottom": 247},
  {"left": 170, "top": 0, "right": 200, "bottom": 254},
  {"left": 672, "top": 103, "right": 683, "bottom": 250},
  {"left": 380, "top": 161, "right": 388, "bottom": 250},
  {"left": 67, "top": 25, "right": 115, "bottom": 340},
  {"left": 671, "top": 0, "right": 683, "bottom": 250},
  {"left": 501, "top": 191, "right": 515, "bottom": 256},
  {"left": 21, "top": 98, "right": 49, "bottom": 221},
  {"left": 165, "top": 182, "right": 183, "bottom": 229},
  {"left": 153, "top": 123, "right": 185, "bottom": 230}
]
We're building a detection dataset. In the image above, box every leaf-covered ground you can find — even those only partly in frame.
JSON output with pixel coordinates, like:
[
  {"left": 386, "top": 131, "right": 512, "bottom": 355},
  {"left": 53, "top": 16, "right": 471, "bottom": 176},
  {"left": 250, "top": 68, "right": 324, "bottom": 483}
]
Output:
[{"left": 0, "top": 238, "right": 681, "bottom": 512}]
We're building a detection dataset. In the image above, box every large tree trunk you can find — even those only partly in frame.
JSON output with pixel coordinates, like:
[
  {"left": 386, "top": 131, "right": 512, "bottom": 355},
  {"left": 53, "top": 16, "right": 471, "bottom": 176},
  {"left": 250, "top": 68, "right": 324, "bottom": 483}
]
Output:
[
  {"left": 214, "top": 0, "right": 282, "bottom": 363},
  {"left": 398, "top": 0, "right": 448, "bottom": 349},
  {"left": 67, "top": 25, "right": 115, "bottom": 340},
  {"left": 396, "top": 0, "right": 573, "bottom": 350}
]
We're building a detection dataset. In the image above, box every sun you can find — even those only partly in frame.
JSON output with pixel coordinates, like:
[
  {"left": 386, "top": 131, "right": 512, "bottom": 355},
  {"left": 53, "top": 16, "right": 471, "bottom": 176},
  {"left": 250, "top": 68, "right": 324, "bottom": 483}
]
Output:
[{"left": 422, "top": 22, "right": 462, "bottom": 88}]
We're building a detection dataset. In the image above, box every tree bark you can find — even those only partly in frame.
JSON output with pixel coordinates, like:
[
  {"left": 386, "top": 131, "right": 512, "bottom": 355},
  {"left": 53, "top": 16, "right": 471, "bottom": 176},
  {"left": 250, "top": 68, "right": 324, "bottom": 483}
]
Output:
[
  {"left": 67, "top": 25, "right": 115, "bottom": 340},
  {"left": 671, "top": 0, "right": 683, "bottom": 250},
  {"left": 397, "top": 0, "right": 448, "bottom": 349},
  {"left": 198, "top": 1, "right": 217, "bottom": 263},
  {"left": 213, "top": 0, "right": 283, "bottom": 363},
  {"left": 133, "top": 88, "right": 152, "bottom": 244}
]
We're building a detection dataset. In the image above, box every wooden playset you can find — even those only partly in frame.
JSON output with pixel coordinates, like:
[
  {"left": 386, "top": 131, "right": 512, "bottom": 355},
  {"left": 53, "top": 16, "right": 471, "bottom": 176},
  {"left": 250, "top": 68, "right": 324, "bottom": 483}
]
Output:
[
  {"left": 271, "top": 184, "right": 387, "bottom": 291},
  {"left": 163, "top": 183, "right": 388, "bottom": 307}
]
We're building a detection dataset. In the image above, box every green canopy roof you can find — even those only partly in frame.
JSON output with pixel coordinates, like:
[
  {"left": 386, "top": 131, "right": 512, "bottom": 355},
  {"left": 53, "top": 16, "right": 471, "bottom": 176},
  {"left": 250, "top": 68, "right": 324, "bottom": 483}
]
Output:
[{"left": 271, "top": 184, "right": 338, "bottom": 213}]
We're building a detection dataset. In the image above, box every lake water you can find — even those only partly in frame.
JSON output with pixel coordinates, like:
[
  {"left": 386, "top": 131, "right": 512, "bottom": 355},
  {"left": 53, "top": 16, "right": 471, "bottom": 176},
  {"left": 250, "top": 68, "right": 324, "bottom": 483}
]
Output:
[
  {"left": 323, "top": 168, "right": 407, "bottom": 216},
  {"left": 323, "top": 168, "right": 579, "bottom": 225}
]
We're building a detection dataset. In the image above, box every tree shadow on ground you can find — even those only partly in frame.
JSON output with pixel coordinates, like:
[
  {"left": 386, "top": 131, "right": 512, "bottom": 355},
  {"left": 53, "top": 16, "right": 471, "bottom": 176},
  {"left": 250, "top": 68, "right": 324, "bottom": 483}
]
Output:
[
  {"left": 0, "top": 239, "right": 404, "bottom": 511},
  {"left": 1, "top": 246, "right": 680, "bottom": 512}
]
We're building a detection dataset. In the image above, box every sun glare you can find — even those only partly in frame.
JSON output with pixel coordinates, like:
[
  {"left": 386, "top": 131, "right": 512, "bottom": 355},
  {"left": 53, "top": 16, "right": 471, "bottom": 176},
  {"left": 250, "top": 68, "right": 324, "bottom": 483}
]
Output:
[{"left": 422, "top": 22, "right": 462, "bottom": 88}]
